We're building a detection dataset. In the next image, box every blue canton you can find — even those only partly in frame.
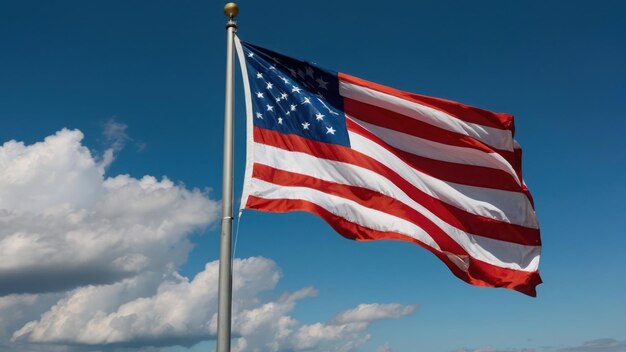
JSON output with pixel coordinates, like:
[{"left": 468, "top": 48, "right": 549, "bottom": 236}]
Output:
[{"left": 241, "top": 41, "right": 350, "bottom": 147}]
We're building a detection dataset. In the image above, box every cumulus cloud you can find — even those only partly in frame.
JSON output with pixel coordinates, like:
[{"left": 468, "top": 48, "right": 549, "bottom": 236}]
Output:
[
  {"left": 0, "top": 294, "right": 60, "bottom": 344},
  {"left": 376, "top": 343, "right": 392, "bottom": 352},
  {"left": 0, "top": 129, "right": 104, "bottom": 212},
  {"left": 454, "top": 348, "right": 536, "bottom": 352},
  {"left": 1, "top": 128, "right": 417, "bottom": 352},
  {"left": 12, "top": 255, "right": 415, "bottom": 352},
  {"left": 12, "top": 257, "right": 277, "bottom": 346},
  {"left": 234, "top": 301, "right": 415, "bottom": 352},
  {"left": 0, "top": 129, "right": 218, "bottom": 295},
  {"left": 454, "top": 339, "right": 626, "bottom": 352},
  {"left": 556, "top": 339, "right": 626, "bottom": 352},
  {"left": 333, "top": 303, "right": 417, "bottom": 325},
  {"left": 455, "top": 346, "right": 535, "bottom": 352}
]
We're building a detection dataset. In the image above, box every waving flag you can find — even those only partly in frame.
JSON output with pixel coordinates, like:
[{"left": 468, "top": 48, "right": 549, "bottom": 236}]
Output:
[{"left": 234, "top": 37, "right": 541, "bottom": 296}]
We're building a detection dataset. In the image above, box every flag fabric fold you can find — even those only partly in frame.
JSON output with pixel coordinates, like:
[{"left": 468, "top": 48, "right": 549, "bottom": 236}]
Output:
[{"left": 234, "top": 36, "right": 541, "bottom": 296}]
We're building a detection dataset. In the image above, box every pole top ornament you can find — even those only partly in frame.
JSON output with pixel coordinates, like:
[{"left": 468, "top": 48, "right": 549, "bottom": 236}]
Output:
[{"left": 224, "top": 3, "right": 239, "bottom": 18}]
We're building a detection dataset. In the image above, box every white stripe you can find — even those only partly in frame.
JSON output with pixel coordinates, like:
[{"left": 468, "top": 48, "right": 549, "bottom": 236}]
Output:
[
  {"left": 339, "top": 81, "right": 514, "bottom": 152},
  {"left": 249, "top": 176, "right": 540, "bottom": 271},
  {"left": 254, "top": 141, "right": 536, "bottom": 229},
  {"left": 234, "top": 35, "right": 255, "bottom": 212},
  {"left": 349, "top": 115, "right": 522, "bottom": 186},
  {"left": 252, "top": 143, "right": 539, "bottom": 269},
  {"left": 250, "top": 178, "right": 441, "bottom": 251},
  {"left": 347, "top": 134, "right": 538, "bottom": 228}
]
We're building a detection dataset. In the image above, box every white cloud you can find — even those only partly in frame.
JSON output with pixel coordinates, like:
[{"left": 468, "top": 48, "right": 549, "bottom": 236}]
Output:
[
  {"left": 454, "top": 347, "right": 536, "bottom": 352},
  {"left": 0, "top": 129, "right": 104, "bottom": 213},
  {"left": 12, "top": 255, "right": 415, "bottom": 352},
  {"left": 103, "top": 118, "right": 130, "bottom": 152},
  {"left": 0, "top": 293, "right": 73, "bottom": 352},
  {"left": 376, "top": 342, "right": 391, "bottom": 352},
  {"left": 0, "top": 129, "right": 218, "bottom": 295},
  {"left": 556, "top": 339, "right": 626, "bottom": 352},
  {"left": 376, "top": 343, "right": 392, "bottom": 352},
  {"left": 233, "top": 299, "right": 415, "bottom": 352},
  {"left": 455, "top": 340, "right": 626, "bottom": 352},
  {"left": 99, "top": 118, "right": 146, "bottom": 171},
  {"left": 0, "top": 295, "right": 48, "bottom": 341},
  {"left": 12, "top": 257, "right": 278, "bottom": 346},
  {"left": 333, "top": 303, "right": 417, "bottom": 325},
  {"left": 1, "top": 128, "right": 417, "bottom": 352}
]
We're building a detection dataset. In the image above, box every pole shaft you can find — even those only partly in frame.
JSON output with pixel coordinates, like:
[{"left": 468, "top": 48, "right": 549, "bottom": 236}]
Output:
[{"left": 216, "top": 18, "right": 236, "bottom": 352}]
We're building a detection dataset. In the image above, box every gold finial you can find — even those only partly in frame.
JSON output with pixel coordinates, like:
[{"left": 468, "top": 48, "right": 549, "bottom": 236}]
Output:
[{"left": 224, "top": 3, "right": 239, "bottom": 18}]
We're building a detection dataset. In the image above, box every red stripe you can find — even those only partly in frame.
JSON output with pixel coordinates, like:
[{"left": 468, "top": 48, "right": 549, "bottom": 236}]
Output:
[
  {"left": 343, "top": 97, "right": 520, "bottom": 170},
  {"left": 346, "top": 118, "right": 529, "bottom": 196},
  {"left": 512, "top": 146, "right": 534, "bottom": 207},
  {"left": 339, "top": 72, "right": 515, "bottom": 132},
  {"left": 253, "top": 127, "right": 541, "bottom": 246},
  {"left": 246, "top": 195, "right": 541, "bottom": 296},
  {"left": 252, "top": 163, "right": 467, "bottom": 252}
]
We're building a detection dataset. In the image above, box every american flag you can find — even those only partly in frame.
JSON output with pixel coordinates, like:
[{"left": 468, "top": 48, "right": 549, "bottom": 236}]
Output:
[{"left": 234, "top": 37, "right": 541, "bottom": 296}]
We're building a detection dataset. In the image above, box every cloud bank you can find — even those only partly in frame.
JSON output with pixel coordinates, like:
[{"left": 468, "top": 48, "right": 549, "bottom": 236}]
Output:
[
  {"left": 0, "top": 128, "right": 417, "bottom": 352},
  {"left": 12, "top": 256, "right": 416, "bottom": 351},
  {"left": 0, "top": 129, "right": 218, "bottom": 295},
  {"left": 556, "top": 339, "right": 626, "bottom": 352},
  {"left": 454, "top": 339, "right": 626, "bottom": 352}
]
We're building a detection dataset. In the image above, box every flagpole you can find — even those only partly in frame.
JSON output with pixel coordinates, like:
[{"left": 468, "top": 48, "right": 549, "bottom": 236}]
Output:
[{"left": 217, "top": 3, "right": 238, "bottom": 352}]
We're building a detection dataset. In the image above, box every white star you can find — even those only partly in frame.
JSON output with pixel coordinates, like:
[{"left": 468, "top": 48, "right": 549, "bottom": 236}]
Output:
[
  {"left": 291, "top": 86, "right": 302, "bottom": 93},
  {"left": 277, "top": 117, "right": 283, "bottom": 124},
  {"left": 326, "top": 126, "right": 336, "bottom": 135},
  {"left": 266, "top": 82, "right": 273, "bottom": 90},
  {"left": 302, "top": 122, "right": 310, "bottom": 130},
  {"left": 286, "top": 111, "right": 290, "bottom": 116},
  {"left": 270, "top": 65, "right": 277, "bottom": 70},
  {"left": 305, "top": 66, "right": 314, "bottom": 77},
  {"left": 256, "top": 92, "right": 264, "bottom": 98},
  {"left": 280, "top": 76, "right": 290, "bottom": 84},
  {"left": 247, "top": 52, "right": 254, "bottom": 58},
  {"left": 256, "top": 112, "right": 263, "bottom": 119},
  {"left": 315, "top": 112, "right": 325, "bottom": 121},
  {"left": 280, "top": 92, "right": 288, "bottom": 100},
  {"left": 275, "top": 97, "right": 281, "bottom": 102},
  {"left": 256, "top": 72, "right": 263, "bottom": 79},
  {"left": 266, "top": 105, "right": 274, "bottom": 112},
  {"left": 316, "top": 77, "right": 328, "bottom": 90},
  {"left": 290, "top": 104, "right": 297, "bottom": 111},
  {"left": 302, "top": 97, "right": 311, "bottom": 104}
]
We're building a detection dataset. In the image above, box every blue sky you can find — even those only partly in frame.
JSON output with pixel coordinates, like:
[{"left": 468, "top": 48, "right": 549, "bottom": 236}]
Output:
[{"left": 1, "top": 1, "right": 625, "bottom": 351}]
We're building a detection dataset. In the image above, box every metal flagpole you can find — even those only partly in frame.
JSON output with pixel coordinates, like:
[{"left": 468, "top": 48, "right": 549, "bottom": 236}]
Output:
[{"left": 216, "top": 3, "right": 238, "bottom": 352}]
